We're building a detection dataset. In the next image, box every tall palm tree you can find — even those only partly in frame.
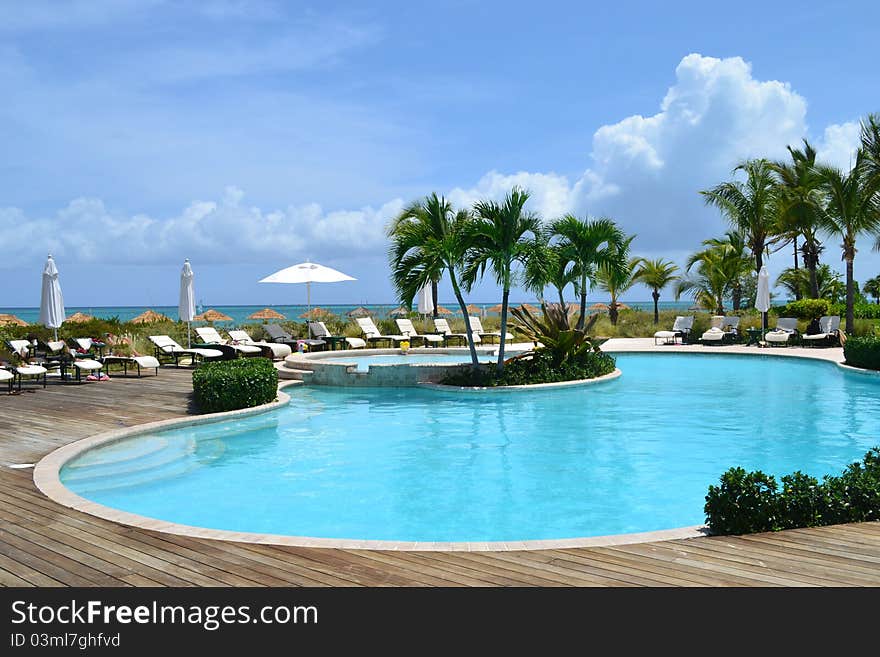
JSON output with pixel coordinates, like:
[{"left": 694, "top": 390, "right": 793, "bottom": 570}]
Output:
[
  {"left": 815, "top": 150, "right": 880, "bottom": 334},
  {"left": 550, "top": 215, "right": 625, "bottom": 330},
  {"left": 522, "top": 236, "right": 575, "bottom": 308},
  {"left": 701, "top": 159, "right": 780, "bottom": 273},
  {"left": 862, "top": 113, "right": 880, "bottom": 178},
  {"left": 862, "top": 275, "right": 880, "bottom": 304},
  {"left": 634, "top": 258, "right": 680, "bottom": 324},
  {"left": 677, "top": 241, "right": 745, "bottom": 314},
  {"left": 771, "top": 140, "right": 826, "bottom": 298},
  {"left": 688, "top": 231, "right": 753, "bottom": 310},
  {"left": 387, "top": 193, "right": 480, "bottom": 366},
  {"left": 594, "top": 236, "right": 637, "bottom": 326},
  {"left": 464, "top": 187, "right": 542, "bottom": 372}
]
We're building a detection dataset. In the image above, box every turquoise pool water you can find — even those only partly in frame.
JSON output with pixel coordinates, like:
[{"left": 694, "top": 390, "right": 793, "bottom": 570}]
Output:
[
  {"left": 60, "top": 354, "right": 880, "bottom": 542},
  {"left": 322, "top": 352, "right": 510, "bottom": 372}
]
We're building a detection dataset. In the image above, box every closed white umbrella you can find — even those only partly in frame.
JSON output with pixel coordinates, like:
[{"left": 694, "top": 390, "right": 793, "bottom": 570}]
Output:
[
  {"left": 417, "top": 282, "right": 434, "bottom": 316},
  {"left": 39, "top": 254, "right": 65, "bottom": 341},
  {"left": 179, "top": 259, "right": 196, "bottom": 348},
  {"left": 756, "top": 265, "right": 771, "bottom": 339},
  {"left": 259, "top": 261, "right": 356, "bottom": 337}
]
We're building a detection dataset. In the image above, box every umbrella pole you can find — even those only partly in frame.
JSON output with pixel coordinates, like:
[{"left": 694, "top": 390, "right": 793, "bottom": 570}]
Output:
[
  {"left": 53, "top": 328, "right": 58, "bottom": 342},
  {"left": 307, "top": 281, "right": 311, "bottom": 338},
  {"left": 187, "top": 321, "right": 191, "bottom": 348}
]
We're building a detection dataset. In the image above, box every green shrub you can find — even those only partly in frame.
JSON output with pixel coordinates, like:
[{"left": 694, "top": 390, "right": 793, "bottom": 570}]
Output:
[
  {"left": 830, "top": 302, "right": 880, "bottom": 320},
  {"left": 779, "top": 298, "right": 830, "bottom": 320},
  {"left": 705, "top": 448, "right": 880, "bottom": 535},
  {"left": 440, "top": 349, "right": 616, "bottom": 387},
  {"left": 704, "top": 467, "right": 781, "bottom": 535},
  {"left": 843, "top": 336, "right": 880, "bottom": 371},
  {"left": 192, "top": 358, "right": 278, "bottom": 413}
]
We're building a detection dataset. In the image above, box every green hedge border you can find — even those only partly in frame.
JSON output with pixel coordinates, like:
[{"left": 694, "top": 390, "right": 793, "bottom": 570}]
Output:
[{"left": 192, "top": 358, "right": 279, "bottom": 413}]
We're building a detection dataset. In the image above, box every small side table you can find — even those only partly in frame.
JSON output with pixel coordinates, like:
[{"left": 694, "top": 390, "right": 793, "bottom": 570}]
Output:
[{"left": 746, "top": 328, "right": 763, "bottom": 346}]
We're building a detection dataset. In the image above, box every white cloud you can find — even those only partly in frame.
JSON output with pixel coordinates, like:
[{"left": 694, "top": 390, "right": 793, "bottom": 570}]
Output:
[
  {"left": 447, "top": 171, "right": 574, "bottom": 219},
  {"left": 816, "top": 121, "right": 862, "bottom": 171}
]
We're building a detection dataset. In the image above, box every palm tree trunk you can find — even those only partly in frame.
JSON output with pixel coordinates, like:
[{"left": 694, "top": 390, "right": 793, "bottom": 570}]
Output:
[
  {"left": 845, "top": 255, "right": 855, "bottom": 335},
  {"left": 497, "top": 284, "right": 510, "bottom": 374},
  {"left": 449, "top": 271, "right": 479, "bottom": 367},
  {"left": 557, "top": 287, "right": 566, "bottom": 308},
  {"left": 806, "top": 241, "right": 820, "bottom": 299},
  {"left": 431, "top": 278, "right": 439, "bottom": 319},
  {"left": 754, "top": 240, "right": 763, "bottom": 273},
  {"left": 577, "top": 274, "right": 587, "bottom": 331},
  {"left": 652, "top": 289, "right": 660, "bottom": 324},
  {"left": 792, "top": 236, "right": 801, "bottom": 300},
  {"left": 609, "top": 302, "right": 619, "bottom": 326}
]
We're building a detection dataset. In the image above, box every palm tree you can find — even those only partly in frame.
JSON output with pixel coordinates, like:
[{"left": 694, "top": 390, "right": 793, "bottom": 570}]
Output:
[
  {"left": 387, "top": 193, "right": 480, "bottom": 366},
  {"left": 701, "top": 159, "right": 780, "bottom": 273},
  {"left": 464, "top": 187, "right": 542, "bottom": 373},
  {"left": 634, "top": 258, "right": 680, "bottom": 324},
  {"left": 864, "top": 275, "right": 880, "bottom": 304},
  {"left": 550, "top": 215, "right": 625, "bottom": 330},
  {"left": 815, "top": 150, "right": 880, "bottom": 334},
  {"left": 771, "top": 140, "right": 826, "bottom": 298},
  {"left": 687, "top": 231, "right": 753, "bottom": 310},
  {"left": 522, "top": 236, "right": 575, "bottom": 308},
  {"left": 862, "top": 113, "right": 880, "bottom": 178},
  {"left": 594, "top": 237, "right": 638, "bottom": 326},
  {"left": 677, "top": 241, "right": 745, "bottom": 314}
]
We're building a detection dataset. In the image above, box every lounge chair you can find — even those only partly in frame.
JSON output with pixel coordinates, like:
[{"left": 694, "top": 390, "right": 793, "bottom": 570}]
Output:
[
  {"left": 722, "top": 316, "right": 741, "bottom": 343},
  {"left": 356, "top": 317, "right": 408, "bottom": 347},
  {"left": 433, "top": 318, "right": 479, "bottom": 346},
  {"left": 262, "top": 324, "right": 327, "bottom": 352},
  {"left": 71, "top": 337, "right": 106, "bottom": 358},
  {"left": 148, "top": 335, "right": 224, "bottom": 366},
  {"left": 227, "top": 329, "right": 292, "bottom": 360},
  {"left": 395, "top": 318, "right": 444, "bottom": 347},
  {"left": 5, "top": 340, "right": 48, "bottom": 389},
  {"left": 100, "top": 355, "right": 161, "bottom": 376},
  {"left": 195, "top": 327, "right": 263, "bottom": 357},
  {"left": 802, "top": 315, "right": 841, "bottom": 347},
  {"left": 654, "top": 316, "right": 694, "bottom": 345},
  {"left": 765, "top": 318, "right": 800, "bottom": 346},
  {"left": 308, "top": 322, "right": 365, "bottom": 350},
  {"left": 0, "top": 366, "right": 14, "bottom": 393},
  {"left": 466, "top": 316, "right": 513, "bottom": 344}
]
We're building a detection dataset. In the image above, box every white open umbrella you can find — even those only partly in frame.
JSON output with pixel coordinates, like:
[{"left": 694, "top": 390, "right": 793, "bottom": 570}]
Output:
[
  {"left": 417, "top": 282, "right": 434, "bottom": 316},
  {"left": 756, "top": 265, "right": 771, "bottom": 340},
  {"left": 259, "top": 261, "right": 356, "bottom": 337},
  {"left": 39, "top": 254, "right": 66, "bottom": 341},
  {"left": 179, "top": 259, "right": 196, "bottom": 348}
]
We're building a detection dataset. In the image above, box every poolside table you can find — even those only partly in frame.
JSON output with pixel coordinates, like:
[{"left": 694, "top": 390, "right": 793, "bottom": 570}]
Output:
[{"left": 746, "top": 327, "right": 764, "bottom": 346}]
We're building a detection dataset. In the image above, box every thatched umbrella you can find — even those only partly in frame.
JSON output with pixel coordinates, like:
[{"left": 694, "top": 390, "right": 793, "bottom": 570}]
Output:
[
  {"left": 248, "top": 307, "right": 286, "bottom": 321},
  {"left": 194, "top": 309, "right": 232, "bottom": 322},
  {"left": 518, "top": 303, "right": 539, "bottom": 314},
  {"left": 435, "top": 305, "right": 454, "bottom": 315},
  {"left": 487, "top": 303, "right": 503, "bottom": 313},
  {"left": 130, "top": 309, "right": 172, "bottom": 324},
  {"left": 465, "top": 303, "right": 482, "bottom": 315},
  {"left": 346, "top": 306, "right": 371, "bottom": 318},
  {"left": 615, "top": 302, "right": 631, "bottom": 311},
  {"left": 65, "top": 311, "right": 94, "bottom": 323},
  {"left": 0, "top": 313, "right": 28, "bottom": 327},
  {"left": 589, "top": 303, "right": 609, "bottom": 312},
  {"left": 389, "top": 306, "right": 410, "bottom": 318},
  {"left": 299, "top": 307, "right": 334, "bottom": 320}
]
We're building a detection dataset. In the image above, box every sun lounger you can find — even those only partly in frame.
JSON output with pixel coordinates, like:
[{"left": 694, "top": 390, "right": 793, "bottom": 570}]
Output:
[
  {"left": 466, "top": 316, "right": 513, "bottom": 344},
  {"left": 100, "top": 355, "right": 160, "bottom": 376},
  {"left": 802, "top": 315, "right": 841, "bottom": 347},
  {"left": 433, "top": 318, "right": 479, "bottom": 346},
  {"left": 395, "top": 318, "right": 444, "bottom": 347},
  {"left": 5, "top": 340, "right": 48, "bottom": 389},
  {"left": 722, "top": 316, "right": 740, "bottom": 343},
  {"left": 71, "top": 337, "right": 106, "bottom": 358},
  {"left": 356, "top": 317, "right": 408, "bottom": 347},
  {"left": 0, "top": 366, "right": 15, "bottom": 393},
  {"left": 149, "top": 335, "right": 224, "bottom": 366},
  {"left": 765, "top": 317, "right": 800, "bottom": 346},
  {"left": 263, "top": 324, "right": 327, "bottom": 352},
  {"left": 654, "top": 316, "right": 694, "bottom": 345},
  {"left": 227, "top": 330, "right": 292, "bottom": 360},
  {"left": 195, "top": 327, "right": 263, "bottom": 357}
]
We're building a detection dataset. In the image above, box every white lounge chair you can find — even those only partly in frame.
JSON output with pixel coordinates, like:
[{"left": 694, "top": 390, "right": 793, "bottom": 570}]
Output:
[
  {"left": 654, "top": 316, "right": 693, "bottom": 345},
  {"left": 5, "top": 340, "right": 48, "bottom": 389},
  {"left": 433, "top": 318, "right": 479, "bottom": 346},
  {"left": 466, "top": 316, "right": 513, "bottom": 344},
  {"left": 701, "top": 326, "right": 725, "bottom": 344},
  {"left": 766, "top": 317, "right": 799, "bottom": 346},
  {"left": 100, "top": 355, "right": 161, "bottom": 376},
  {"left": 802, "top": 315, "right": 841, "bottom": 347},
  {"left": 195, "top": 327, "right": 263, "bottom": 356},
  {"left": 149, "top": 335, "right": 224, "bottom": 366},
  {"left": 0, "top": 366, "right": 14, "bottom": 393},
  {"left": 227, "top": 329, "right": 292, "bottom": 360},
  {"left": 355, "top": 317, "right": 408, "bottom": 347},
  {"left": 395, "top": 318, "right": 444, "bottom": 347},
  {"left": 722, "top": 316, "right": 740, "bottom": 342},
  {"left": 307, "top": 321, "right": 365, "bottom": 349}
]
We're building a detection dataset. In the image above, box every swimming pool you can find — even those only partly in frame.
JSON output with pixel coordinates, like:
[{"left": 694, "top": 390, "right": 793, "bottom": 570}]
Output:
[{"left": 59, "top": 354, "right": 880, "bottom": 543}]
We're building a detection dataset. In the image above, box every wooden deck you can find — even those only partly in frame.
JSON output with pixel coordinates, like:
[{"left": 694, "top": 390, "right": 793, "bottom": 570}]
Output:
[{"left": 1, "top": 368, "right": 878, "bottom": 587}]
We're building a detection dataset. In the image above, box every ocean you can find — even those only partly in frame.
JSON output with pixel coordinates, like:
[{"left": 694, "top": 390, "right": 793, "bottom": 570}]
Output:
[{"left": 0, "top": 301, "right": 699, "bottom": 325}]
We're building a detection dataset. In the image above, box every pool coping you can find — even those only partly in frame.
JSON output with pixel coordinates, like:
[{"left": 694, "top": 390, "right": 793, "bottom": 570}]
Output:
[{"left": 34, "top": 343, "right": 875, "bottom": 552}]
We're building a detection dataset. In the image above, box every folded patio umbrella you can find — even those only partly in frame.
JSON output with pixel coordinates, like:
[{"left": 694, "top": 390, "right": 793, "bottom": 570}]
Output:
[
  {"left": 417, "top": 283, "right": 434, "bottom": 316},
  {"left": 179, "top": 259, "right": 196, "bottom": 347},
  {"left": 39, "top": 254, "right": 66, "bottom": 341}
]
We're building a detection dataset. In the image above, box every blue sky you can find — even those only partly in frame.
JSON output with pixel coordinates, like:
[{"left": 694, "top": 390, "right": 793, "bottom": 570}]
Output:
[{"left": 2, "top": 0, "right": 879, "bottom": 308}]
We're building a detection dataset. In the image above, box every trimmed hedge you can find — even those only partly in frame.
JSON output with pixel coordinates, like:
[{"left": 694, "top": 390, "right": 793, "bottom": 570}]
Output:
[
  {"left": 830, "top": 302, "right": 880, "bottom": 320},
  {"left": 844, "top": 336, "right": 880, "bottom": 371},
  {"left": 777, "top": 298, "right": 829, "bottom": 320},
  {"left": 192, "top": 358, "right": 278, "bottom": 413},
  {"left": 440, "top": 349, "right": 616, "bottom": 387},
  {"left": 704, "top": 448, "right": 880, "bottom": 535}
]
